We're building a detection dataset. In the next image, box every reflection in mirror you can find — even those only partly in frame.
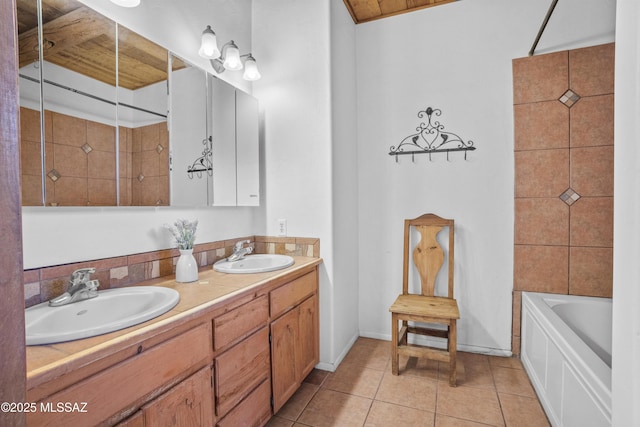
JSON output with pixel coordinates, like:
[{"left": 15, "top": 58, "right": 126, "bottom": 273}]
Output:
[
  {"left": 18, "top": 0, "right": 260, "bottom": 208},
  {"left": 169, "top": 54, "right": 210, "bottom": 206},
  {"left": 17, "top": 0, "right": 43, "bottom": 205},
  {"left": 211, "top": 75, "right": 237, "bottom": 206},
  {"left": 117, "top": 26, "right": 171, "bottom": 206},
  {"left": 17, "top": 0, "right": 176, "bottom": 207},
  {"left": 18, "top": 0, "right": 118, "bottom": 206}
]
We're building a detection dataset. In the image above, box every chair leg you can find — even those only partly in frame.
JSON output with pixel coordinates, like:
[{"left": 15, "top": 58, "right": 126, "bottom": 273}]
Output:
[
  {"left": 448, "top": 319, "right": 457, "bottom": 386},
  {"left": 400, "top": 320, "right": 408, "bottom": 346},
  {"left": 391, "top": 312, "right": 399, "bottom": 375}
]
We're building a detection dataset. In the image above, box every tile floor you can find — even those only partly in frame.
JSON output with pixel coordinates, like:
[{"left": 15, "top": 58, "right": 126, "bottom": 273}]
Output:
[{"left": 267, "top": 337, "right": 550, "bottom": 427}]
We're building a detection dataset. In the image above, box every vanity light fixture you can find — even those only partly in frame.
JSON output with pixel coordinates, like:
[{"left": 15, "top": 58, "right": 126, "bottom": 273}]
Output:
[
  {"left": 198, "top": 26, "right": 261, "bottom": 81},
  {"left": 242, "top": 54, "right": 261, "bottom": 81},
  {"left": 198, "top": 25, "right": 221, "bottom": 59},
  {"left": 110, "top": 0, "right": 141, "bottom": 7}
]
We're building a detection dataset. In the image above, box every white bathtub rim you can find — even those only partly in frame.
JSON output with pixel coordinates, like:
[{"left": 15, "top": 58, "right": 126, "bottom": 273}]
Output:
[{"left": 522, "top": 292, "right": 612, "bottom": 418}]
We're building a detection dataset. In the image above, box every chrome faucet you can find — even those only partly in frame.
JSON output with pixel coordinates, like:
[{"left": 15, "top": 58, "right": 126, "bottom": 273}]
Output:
[
  {"left": 227, "top": 240, "right": 253, "bottom": 261},
  {"left": 49, "top": 268, "right": 100, "bottom": 307}
]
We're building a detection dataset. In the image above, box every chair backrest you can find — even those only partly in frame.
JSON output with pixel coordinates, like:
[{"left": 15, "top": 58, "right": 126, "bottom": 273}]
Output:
[{"left": 402, "top": 213, "right": 455, "bottom": 298}]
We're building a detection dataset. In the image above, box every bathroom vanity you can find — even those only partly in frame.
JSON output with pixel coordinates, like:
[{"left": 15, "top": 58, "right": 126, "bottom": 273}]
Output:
[{"left": 25, "top": 256, "right": 321, "bottom": 426}]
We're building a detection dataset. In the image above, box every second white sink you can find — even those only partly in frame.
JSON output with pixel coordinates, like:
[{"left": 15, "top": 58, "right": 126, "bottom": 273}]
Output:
[
  {"left": 213, "top": 254, "right": 294, "bottom": 274},
  {"left": 25, "top": 286, "right": 180, "bottom": 345}
]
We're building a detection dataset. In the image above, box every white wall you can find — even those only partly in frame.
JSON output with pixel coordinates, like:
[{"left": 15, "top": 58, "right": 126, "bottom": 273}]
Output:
[
  {"left": 355, "top": 0, "right": 615, "bottom": 354},
  {"left": 252, "top": 0, "right": 356, "bottom": 369},
  {"left": 330, "top": 0, "right": 361, "bottom": 365},
  {"left": 22, "top": 0, "right": 262, "bottom": 269},
  {"left": 612, "top": 0, "right": 640, "bottom": 424}
]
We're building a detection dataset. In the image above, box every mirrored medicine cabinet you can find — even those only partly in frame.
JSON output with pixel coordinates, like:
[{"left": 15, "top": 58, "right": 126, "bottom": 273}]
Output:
[{"left": 17, "top": 0, "right": 259, "bottom": 207}]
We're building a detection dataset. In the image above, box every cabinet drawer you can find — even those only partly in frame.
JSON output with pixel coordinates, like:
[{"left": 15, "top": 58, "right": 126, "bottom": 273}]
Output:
[
  {"left": 216, "top": 379, "right": 271, "bottom": 427},
  {"left": 28, "top": 323, "right": 212, "bottom": 427},
  {"left": 270, "top": 271, "right": 317, "bottom": 318},
  {"left": 143, "top": 366, "right": 214, "bottom": 427},
  {"left": 215, "top": 327, "right": 270, "bottom": 417},
  {"left": 213, "top": 295, "right": 268, "bottom": 351}
]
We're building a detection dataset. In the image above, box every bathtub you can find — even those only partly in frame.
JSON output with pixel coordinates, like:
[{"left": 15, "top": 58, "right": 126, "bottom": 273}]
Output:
[{"left": 521, "top": 292, "right": 612, "bottom": 427}]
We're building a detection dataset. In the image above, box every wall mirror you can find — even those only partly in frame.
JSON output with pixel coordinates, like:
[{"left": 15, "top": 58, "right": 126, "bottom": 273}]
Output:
[
  {"left": 170, "top": 62, "right": 260, "bottom": 207},
  {"left": 17, "top": 0, "right": 259, "bottom": 207},
  {"left": 170, "top": 54, "right": 210, "bottom": 206}
]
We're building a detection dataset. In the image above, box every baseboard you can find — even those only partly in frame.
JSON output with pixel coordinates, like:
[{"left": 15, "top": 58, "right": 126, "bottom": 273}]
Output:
[{"left": 359, "top": 330, "right": 512, "bottom": 358}]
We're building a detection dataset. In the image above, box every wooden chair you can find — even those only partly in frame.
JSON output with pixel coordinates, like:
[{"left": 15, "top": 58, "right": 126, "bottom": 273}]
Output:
[{"left": 389, "top": 213, "right": 460, "bottom": 386}]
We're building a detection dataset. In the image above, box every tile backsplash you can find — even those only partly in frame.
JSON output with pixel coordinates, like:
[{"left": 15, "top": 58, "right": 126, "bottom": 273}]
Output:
[
  {"left": 23, "top": 236, "right": 320, "bottom": 308},
  {"left": 511, "top": 43, "right": 614, "bottom": 355}
]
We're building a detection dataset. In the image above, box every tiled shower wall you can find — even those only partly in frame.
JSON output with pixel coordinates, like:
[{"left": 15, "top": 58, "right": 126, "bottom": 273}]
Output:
[
  {"left": 511, "top": 43, "right": 615, "bottom": 355},
  {"left": 23, "top": 236, "right": 320, "bottom": 308},
  {"left": 20, "top": 107, "right": 169, "bottom": 206}
]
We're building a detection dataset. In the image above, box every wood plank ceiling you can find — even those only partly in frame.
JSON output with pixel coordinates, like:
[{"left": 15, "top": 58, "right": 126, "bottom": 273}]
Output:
[
  {"left": 343, "top": 0, "right": 456, "bottom": 24},
  {"left": 17, "top": 0, "right": 182, "bottom": 90}
]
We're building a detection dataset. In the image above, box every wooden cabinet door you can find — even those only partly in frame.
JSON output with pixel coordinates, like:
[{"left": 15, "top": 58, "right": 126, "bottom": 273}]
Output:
[
  {"left": 297, "top": 294, "right": 319, "bottom": 381},
  {"left": 270, "top": 306, "right": 299, "bottom": 413},
  {"left": 143, "top": 366, "right": 214, "bottom": 427}
]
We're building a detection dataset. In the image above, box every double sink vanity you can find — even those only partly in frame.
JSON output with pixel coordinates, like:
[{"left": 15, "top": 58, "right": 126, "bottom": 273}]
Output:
[{"left": 25, "top": 255, "right": 321, "bottom": 426}]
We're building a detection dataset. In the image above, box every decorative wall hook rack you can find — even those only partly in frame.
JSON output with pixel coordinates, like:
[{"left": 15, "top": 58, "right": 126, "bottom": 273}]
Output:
[
  {"left": 187, "top": 136, "right": 213, "bottom": 179},
  {"left": 389, "top": 107, "right": 476, "bottom": 162}
]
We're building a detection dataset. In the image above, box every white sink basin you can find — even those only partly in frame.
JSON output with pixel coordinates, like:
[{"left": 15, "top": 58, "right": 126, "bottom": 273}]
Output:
[
  {"left": 213, "top": 254, "right": 294, "bottom": 274},
  {"left": 25, "top": 286, "right": 180, "bottom": 345}
]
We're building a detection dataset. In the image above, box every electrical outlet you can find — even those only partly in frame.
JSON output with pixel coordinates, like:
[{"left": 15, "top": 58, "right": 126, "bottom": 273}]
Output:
[{"left": 277, "top": 219, "right": 287, "bottom": 236}]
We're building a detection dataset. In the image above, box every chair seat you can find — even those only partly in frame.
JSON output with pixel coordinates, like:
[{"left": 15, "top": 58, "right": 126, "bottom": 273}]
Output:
[{"left": 389, "top": 294, "right": 460, "bottom": 320}]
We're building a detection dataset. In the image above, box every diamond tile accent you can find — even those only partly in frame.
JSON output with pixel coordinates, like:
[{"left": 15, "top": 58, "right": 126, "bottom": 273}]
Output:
[
  {"left": 560, "top": 188, "right": 581, "bottom": 205},
  {"left": 81, "top": 143, "right": 93, "bottom": 154},
  {"left": 47, "top": 169, "right": 61, "bottom": 182},
  {"left": 156, "top": 144, "right": 164, "bottom": 154},
  {"left": 559, "top": 89, "right": 581, "bottom": 107},
  {"left": 137, "top": 174, "right": 145, "bottom": 182}
]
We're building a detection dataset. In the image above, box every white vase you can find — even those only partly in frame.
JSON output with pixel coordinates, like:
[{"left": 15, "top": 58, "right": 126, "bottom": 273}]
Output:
[{"left": 176, "top": 249, "right": 198, "bottom": 283}]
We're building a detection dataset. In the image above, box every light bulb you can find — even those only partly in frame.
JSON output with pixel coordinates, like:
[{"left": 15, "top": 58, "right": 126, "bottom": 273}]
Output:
[
  {"left": 198, "top": 26, "right": 220, "bottom": 59},
  {"left": 243, "top": 55, "right": 261, "bottom": 81},
  {"left": 223, "top": 41, "right": 243, "bottom": 71}
]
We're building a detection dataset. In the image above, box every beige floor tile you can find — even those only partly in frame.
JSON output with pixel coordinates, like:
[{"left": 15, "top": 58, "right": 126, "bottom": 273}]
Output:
[
  {"left": 266, "top": 415, "right": 295, "bottom": 427},
  {"left": 436, "top": 414, "right": 495, "bottom": 426},
  {"left": 489, "top": 356, "right": 524, "bottom": 370},
  {"left": 276, "top": 382, "right": 319, "bottom": 421},
  {"left": 491, "top": 366, "right": 536, "bottom": 397},
  {"left": 305, "top": 368, "right": 330, "bottom": 386},
  {"left": 436, "top": 384, "right": 504, "bottom": 426},
  {"left": 499, "top": 393, "right": 550, "bottom": 427},
  {"left": 365, "top": 400, "right": 434, "bottom": 427},
  {"left": 375, "top": 371, "right": 437, "bottom": 412},
  {"left": 341, "top": 338, "right": 391, "bottom": 371},
  {"left": 397, "top": 355, "right": 440, "bottom": 380},
  {"left": 298, "top": 389, "right": 372, "bottom": 427},
  {"left": 266, "top": 339, "right": 550, "bottom": 427},
  {"left": 323, "top": 362, "right": 384, "bottom": 398},
  {"left": 440, "top": 352, "right": 494, "bottom": 390}
]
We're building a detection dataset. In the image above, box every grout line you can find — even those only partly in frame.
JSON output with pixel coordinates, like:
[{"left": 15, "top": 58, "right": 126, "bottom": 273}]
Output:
[{"left": 488, "top": 357, "right": 508, "bottom": 426}]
